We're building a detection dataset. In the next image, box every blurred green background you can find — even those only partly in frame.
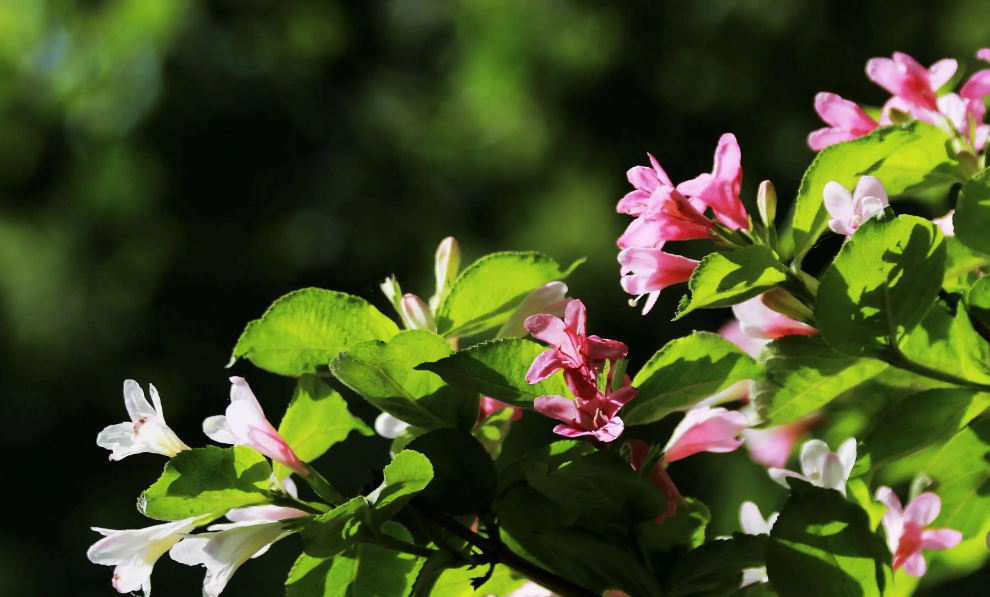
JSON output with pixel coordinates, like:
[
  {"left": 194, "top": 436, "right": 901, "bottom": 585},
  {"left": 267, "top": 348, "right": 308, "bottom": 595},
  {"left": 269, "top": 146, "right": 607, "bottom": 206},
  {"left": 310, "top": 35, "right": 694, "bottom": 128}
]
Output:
[{"left": 1, "top": 0, "right": 988, "bottom": 595}]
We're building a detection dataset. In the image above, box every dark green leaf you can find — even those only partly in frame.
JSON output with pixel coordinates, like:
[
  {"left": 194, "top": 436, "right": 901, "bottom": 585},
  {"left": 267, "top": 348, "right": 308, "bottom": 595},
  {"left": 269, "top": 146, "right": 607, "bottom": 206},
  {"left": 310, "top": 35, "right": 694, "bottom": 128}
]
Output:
[
  {"left": 330, "top": 330, "right": 479, "bottom": 432},
  {"left": 625, "top": 332, "right": 765, "bottom": 425},
  {"left": 955, "top": 167, "right": 990, "bottom": 255},
  {"left": 368, "top": 449, "right": 434, "bottom": 525},
  {"left": 301, "top": 497, "right": 370, "bottom": 559},
  {"left": 676, "top": 246, "right": 790, "bottom": 318},
  {"left": 139, "top": 446, "right": 271, "bottom": 521},
  {"left": 637, "top": 497, "right": 711, "bottom": 554},
  {"left": 473, "top": 407, "right": 517, "bottom": 459},
  {"left": 407, "top": 429, "right": 497, "bottom": 515},
  {"left": 230, "top": 289, "right": 400, "bottom": 376},
  {"left": 666, "top": 534, "right": 768, "bottom": 597}
]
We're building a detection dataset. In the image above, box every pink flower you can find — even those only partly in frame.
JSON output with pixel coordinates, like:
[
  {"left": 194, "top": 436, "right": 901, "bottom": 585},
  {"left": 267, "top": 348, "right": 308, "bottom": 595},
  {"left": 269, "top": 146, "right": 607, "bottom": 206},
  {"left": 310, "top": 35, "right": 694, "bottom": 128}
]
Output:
[
  {"left": 935, "top": 93, "right": 990, "bottom": 151},
  {"left": 932, "top": 210, "right": 955, "bottom": 236},
  {"left": 525, "top": 300, "right": 628, "bottom": 398},
  {"left": 956, "top": 48, "right": 990, "bottom": 149},
  {"left": 617, "top": 186, "right": 716, "bottom": 249},
  {"left": 875, "top": 488, "right": 962, "bottom": 577},
  {"left": 479, "top": 396, "right": 523, "bottom": 423},
  {"left": 618, "top": 248, "right": 699, "bottom": 315},
  {"left": 498, "top": 281, "right": 571, "bottom": 339},
  {"left": 719, "top": 319, "right": 767, "bottom": 359},
  {"left": 731, "top": 295, "right": 817, "bottom": 341},
  {"left": 533, "top": 384, "right": 637, "bottom": 443},
  {"left": 742, "top": 413, "right": 816, "bottom": 469},
  {"left": 808, "top": 93, "right": 879, "bottom": 150},
  {"left": 203, "top": 377, "right": 307, "bottom": 477},
  {"left": 400, "top": 294, "right": 436, "bottom": 331},
  {"left": 823, "top": 176, "right": 889, "bottom": 236},
  {"left": 867, "top": 52, "right": 956, "bottom": 114},
  {"left": 662, "top": 407, "right": 748, "bottom": 464},
  {"left": 617, "top": 153, "right": 674, "bottom": 216},
  {"left": 677, "top": 134, "right": 749, "bottom": 231},
  {"left": 627, "top": 439, "right": 688, "bottom": 523}
]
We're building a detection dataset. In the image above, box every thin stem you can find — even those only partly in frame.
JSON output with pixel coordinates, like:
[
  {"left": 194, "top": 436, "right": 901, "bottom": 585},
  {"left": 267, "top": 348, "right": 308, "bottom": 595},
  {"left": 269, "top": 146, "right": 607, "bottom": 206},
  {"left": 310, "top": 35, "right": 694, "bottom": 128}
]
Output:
[
  {"left": 887, "top": 345, "right": 990, "bottom": 391},
  {"left": 411, "top": 500, "right": 600, "bottom": 597},
  {"left": 371, "top": 534, "right": 440, "bottom": 559}
]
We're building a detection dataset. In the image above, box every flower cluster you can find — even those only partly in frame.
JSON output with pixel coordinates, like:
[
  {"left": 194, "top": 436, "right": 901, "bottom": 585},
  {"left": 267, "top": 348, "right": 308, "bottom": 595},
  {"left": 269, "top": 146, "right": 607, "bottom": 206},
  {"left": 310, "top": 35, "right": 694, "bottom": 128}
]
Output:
[{"left": 810, "top": 49, "right": 990, "bottom": 152}]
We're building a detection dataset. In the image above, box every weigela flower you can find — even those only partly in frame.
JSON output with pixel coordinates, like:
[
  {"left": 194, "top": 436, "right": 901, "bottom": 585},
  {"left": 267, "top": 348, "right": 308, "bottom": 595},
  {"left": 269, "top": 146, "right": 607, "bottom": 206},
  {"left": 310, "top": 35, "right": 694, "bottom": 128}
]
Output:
[
  {"left": 524, "top": 300, "right": 628, "bottom": 398},
  {"left": 875, "top": 487, "right": 962, "bottom": 577},
  {"left": 731, "top": 295, "right": 817, "bottom": 341},
  {"left": 627, "top": 439, "right": 687, "bottom": 523},
  {"left": 617, "top": 153, "right": 675, "bottom": 217},
  {"left": 739, "top": 501, "right": 778, "bottom": 586},
  {"left": 97, "top": 380, "right": 190, "bottom": 461},
  {"left": 534, "top": 384, "right": 637, "bottom": 443},
  {"left": 428, "top": 236, "right": 461, "bottom": 311},
  {"left": 374, "top": 412, "right": 410, "bottom": 439},
  {"left": 932, "top": 210, "right": 955, "bottom": 236},
  {"left": 617, "top": 186, "right": 715, "bottom": 248},
  {"left": 808, "top": 93, "right": 879, "bottom": 150},
  {"left": 203, "top": 377, "right": 307, "bottom": 476},
  {"left": 823, "top": 176, "right": 888, "bottom": 236},
  {"left": 676, "top": 134, "right": 749, "bottom": 231},
  {"left": 479, "top": 396, "right": 523, "bottom": 422},
  {"left": 662, "top": 407, "right": 749, "bottom": 464},
  {"left": 170, "top": 519, "right": 297, "bottom": 597},
  {"left": 618, "top": 248, "right": 699, "bottom": 315},
  {"left": 867, "top": 52, "right": 956, "bottom": 114},
  {"left": 88, "top": 518, "right": 198, "bottom": 596},
  {"left": 769, "top": 438, "right": 856, "bottom": 496},
  {"left": 741, "top": 410, "right": 815, "bottom": 470},
  {"left": 225, "top": 476, "right": 307, "bottom": 526},
  {"left": 400, "top": 294, "right": 436, "bottom": 331},
  {"left": 498, "top": 281, "right": 571, "bottom": 339}
]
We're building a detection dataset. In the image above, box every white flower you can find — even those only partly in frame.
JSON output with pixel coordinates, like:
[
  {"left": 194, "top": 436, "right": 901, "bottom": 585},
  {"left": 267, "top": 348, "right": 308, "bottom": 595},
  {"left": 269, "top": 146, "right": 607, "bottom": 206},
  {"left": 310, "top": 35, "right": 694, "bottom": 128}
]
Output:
[
  {"left": 87, "top": 518, "right": 198, "bottom": 596},
  {"left": 497, "top": 281, "right": 571, "bottom": 339},
  {"left": 170, "top": 519, "right": 296, "bottom": 597},
  {"left": 97, "top": 380, "right": 190, "bottom": 460},
  {"left": 738, "top": 501, "right": 778, "bottom": 587},
  {"left": 225, "top": 476, "right": 307, "bottom": 527},
  {"left": 768, "top": 438, "right": 857, "bottom": 496},
  {"left": 374, "top": 412, "right": 410, "bottom": 439},
  {"left": 823, "top": 176, "right": 889, "bottom": 236}
]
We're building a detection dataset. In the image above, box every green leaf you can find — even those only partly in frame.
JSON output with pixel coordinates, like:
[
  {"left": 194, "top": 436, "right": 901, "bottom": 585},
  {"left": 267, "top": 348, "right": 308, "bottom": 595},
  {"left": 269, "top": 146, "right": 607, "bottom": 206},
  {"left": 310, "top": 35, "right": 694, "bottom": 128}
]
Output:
[
  {"left": 943, "top": 237, "right": 990, "bottom": 293},
  {"left": 435, "top": 251, "right": 582, "bottom": 338},
  {"left": 330, "top": 330, "right": 479, "bottom": 432},
  {"left": 473, "top": 407, "right": 517, "bottom": 459},
  {"left": 676, "top": 246, "right": 790, "bottom": 318},
  {"left": 665, "top": 534, "right": 769, "bottom": 597},
  {"left": 789, "top": 122, "right": 963, "bottom": 260},
  {"left": 417, "top": 338, "right": 569, "bottom": 406},
  {"left": 966, "top": 275, "right": 990, "bottom": 330},
  {"left": 368, "top": 449, "right": 434, "bottom": 525},
  {"left": 624, "top": 332, "right": 766, "bottom": 425},
  {"left": 139, "top": 446, "right": 271, "bottom": 521},
  {"left": 917, "top": 417, "right": 990, "bottom": 538},
  {"left": 273, "top": 375, "right": 374, "bottom": 481},
  {"left": 751, "top": 335, "right": 888, "bottom": 426},
  {"left": 955, "top": 167, "right": 990, "bottom": 255},
  {"left": 815, "top": 214, "right": 946, "bottom": 359},
  {"left": 300, "top": 497, "right": 371, "bottom": 559},
  {"left": 429, "top": 565, "right": 526, "bottom": 597},
  {"left": 854, "top": 388, "right": 990, "bottom": 475},
  {"left": 846, "top": 478, "right": 887, "bottom": 531},
  {"left": 407, "top": 429, "right": 497, "bottom": 515},
  {"left": 288, "top": 522, "right": 424, "bottom": 597},
  {"left": 524, "top": 450, "right": 667, "bottom": 523},
  {"left": 230, "top": 289, "right": 400, "bottom": 376},
  {"left": 637, "top": 497, "right": 711, "bottom": 554},
  {"left": 766, "top": 480, "right": 891, "bottom": 597},
  {"left": 897, "top": 302, "right": 990, "bottom": 384}
]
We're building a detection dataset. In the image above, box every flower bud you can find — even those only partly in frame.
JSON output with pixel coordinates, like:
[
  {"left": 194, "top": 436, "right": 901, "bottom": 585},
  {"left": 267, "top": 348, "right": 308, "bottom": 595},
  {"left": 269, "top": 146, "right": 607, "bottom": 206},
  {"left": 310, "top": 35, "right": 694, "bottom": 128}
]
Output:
[
  {"left": 380, "top": 275, "right": 403, "bottom": 311},
  {"left": 757, "top": 180, "right": 777, "bottom": 228},
  {"left": 430, "top": 237, "right": 461, "bottom": 311},
  {"left": 497, "top": 281, "right": 569, "bottom": 338},
  {"left": 400, "top": 294, "right": 436, "bottom": 331},
  {"left": 760, "top": 289, "right": 814, "bottom": 325}
]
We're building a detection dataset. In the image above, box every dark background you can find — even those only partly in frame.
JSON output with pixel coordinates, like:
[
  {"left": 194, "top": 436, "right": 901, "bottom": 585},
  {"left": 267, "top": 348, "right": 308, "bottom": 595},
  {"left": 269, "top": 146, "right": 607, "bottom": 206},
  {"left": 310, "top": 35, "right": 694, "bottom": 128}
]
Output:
[{"left": 1, "top": 0, "right": 987, "bottom": 595}]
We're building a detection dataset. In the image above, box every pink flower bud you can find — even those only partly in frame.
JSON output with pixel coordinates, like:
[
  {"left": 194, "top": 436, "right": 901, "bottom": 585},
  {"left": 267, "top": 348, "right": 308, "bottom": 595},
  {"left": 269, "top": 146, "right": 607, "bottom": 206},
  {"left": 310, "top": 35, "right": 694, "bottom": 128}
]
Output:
[
  {"left": 662, "top": 407, "right": 748, "bottom": 464},
  {"left": 400, "top": 294, "right": 436, "bottom": 331}
]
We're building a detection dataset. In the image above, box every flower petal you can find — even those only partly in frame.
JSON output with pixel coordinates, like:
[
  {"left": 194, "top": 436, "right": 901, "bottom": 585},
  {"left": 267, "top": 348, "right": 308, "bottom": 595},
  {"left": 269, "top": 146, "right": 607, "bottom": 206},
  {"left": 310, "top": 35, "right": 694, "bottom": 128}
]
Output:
[
  {"left": 123, "top": 380, "right": 156, "bottom": 421},
  {"left": 920, "top": 528, "right": 962, "bottom": 551},
  {"left": 928, "top": 58, "right": 958, "bottom": 90},
  {"left": 904, "top": 492, "right": 941, "bottom": 527},
  {"left": 525, "top": 350, "right": 565, "bottom": 384},
  {"left": 799, "top": 439, "right": 831, "bottom": 480},
  {"left": 902, "top": 551, "right": 928, "bottom": 578},
  {"left": 823, "top": 182, "right": 855, "bottom": 223},
  {"left": 853, "top": 176, "right": 888, "bottom": 206},
  {"left": 533, "top": 395, "right": 580, "bottom": 426},
  {"left": 523, "top": 314, "right": 568, "bottom": 348},
  {"left": 203, "top": 415, "right": 238, "bottom": 445},
  {"left": 739, "top": 501, "right": 771, "bottom": 535}
]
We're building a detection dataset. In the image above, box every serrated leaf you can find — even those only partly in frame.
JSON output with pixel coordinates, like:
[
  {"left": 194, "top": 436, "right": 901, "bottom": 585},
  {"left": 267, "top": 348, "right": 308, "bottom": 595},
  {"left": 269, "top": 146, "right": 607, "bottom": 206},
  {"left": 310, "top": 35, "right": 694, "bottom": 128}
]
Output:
[
  {"left": 676, "top": 246, "right": 790, "bottom": 318},
  {"left": 330, "top": 330, "right": 479, "bottom": 432},
  {"left": 766, "top": 480, "right": 891, "bottom": 597},
  {"left": 230, "top": 289, "right": 400, "bottom": 376},
  {"left": 815, "top": 214, "right": 946, "bottom": 359},
  {"left": 417, "top": 338, "right": 569, "bottom": 406},
  {"left": 789, "top": 122, "right": 963, "bottom": 260},
  {"left": 751, "top": 335, "right": 888, "bottom": 425},
  {"left": 955, "top": 167, "right": 990, "bottom": 255},
  {"left": 435, "top": 252, "right": 582, "bottom": 338},
  {"left": 624, "top": 332, "right": 765, "bottom": 425},
  {"left": 274, "top": 375, "right": 373, "bottom": 480},
  {"left": 140, "top": 446, "right": 271, "bottom": 521}
]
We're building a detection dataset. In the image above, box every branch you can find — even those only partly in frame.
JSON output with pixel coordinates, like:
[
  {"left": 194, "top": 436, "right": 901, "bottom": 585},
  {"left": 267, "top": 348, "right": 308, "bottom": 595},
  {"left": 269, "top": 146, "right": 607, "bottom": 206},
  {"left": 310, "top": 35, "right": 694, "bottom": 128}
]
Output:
[{"left": 411, "top": 499, "right": 601, "bottom": 597}]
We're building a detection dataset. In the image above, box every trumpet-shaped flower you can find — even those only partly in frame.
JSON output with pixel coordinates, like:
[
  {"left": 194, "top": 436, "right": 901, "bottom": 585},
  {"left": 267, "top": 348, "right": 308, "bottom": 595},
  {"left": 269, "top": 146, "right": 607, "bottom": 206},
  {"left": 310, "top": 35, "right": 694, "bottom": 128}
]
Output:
[
  {"left": 663, "top": 407, "right": 749, "bottom": 464},
  {"left": 875, "top": 488, "right": 962, "bottom": 577},
  {"left": 88, "top": 517, "right": 198, "bottom": 596},
  {"left": 97, "top": 380, "right": 190, "bottom": 461},
  {"left": 525, "top": 300, "right": 628, "bottom": 398},
  {"left": 498, "top": 281, "right": 571, "bottom": 339},
  {"left": 867, "top": 52, "right": 956, "bottom": 113},
  {"left": 534, "top": 385, "right": 637, "bottom": 443},
  {"left": 617, "top": 153, "right": 674, "bottom": 216},
  {"left": 769, "top": 438, "right": 856, "bottom": 495},
  {"left": 225, "top": 477, "right": 307, "bottom": 526},
  {"left": 617, "top": 186, "right": 716, "bottom": 248},
  {"left": 203, "top": 377, "right": 307, "bottom": 476},
  {"left": 823, "top": 176, "right": 888, "bottom": 236},
  {"left": 731, "top": 295, "right": 817, "bottom": 341},
  {"left": 738, "top": 502, "right": 778, "bottom": 586},
  {"left": 170, "top": 519, "right": 297, "bottom": 597},
  {"left": 618, "top": 248, "right": 699, "bottom": 315},
  {"left": 677, "top": 134, "right": 749, "bottom": 231},
  {"left": 627, "top": 439, "right": 687, "bottom": 523},
  {"left": 808, "top": 93, "right": 879, "bottom": 150}
]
